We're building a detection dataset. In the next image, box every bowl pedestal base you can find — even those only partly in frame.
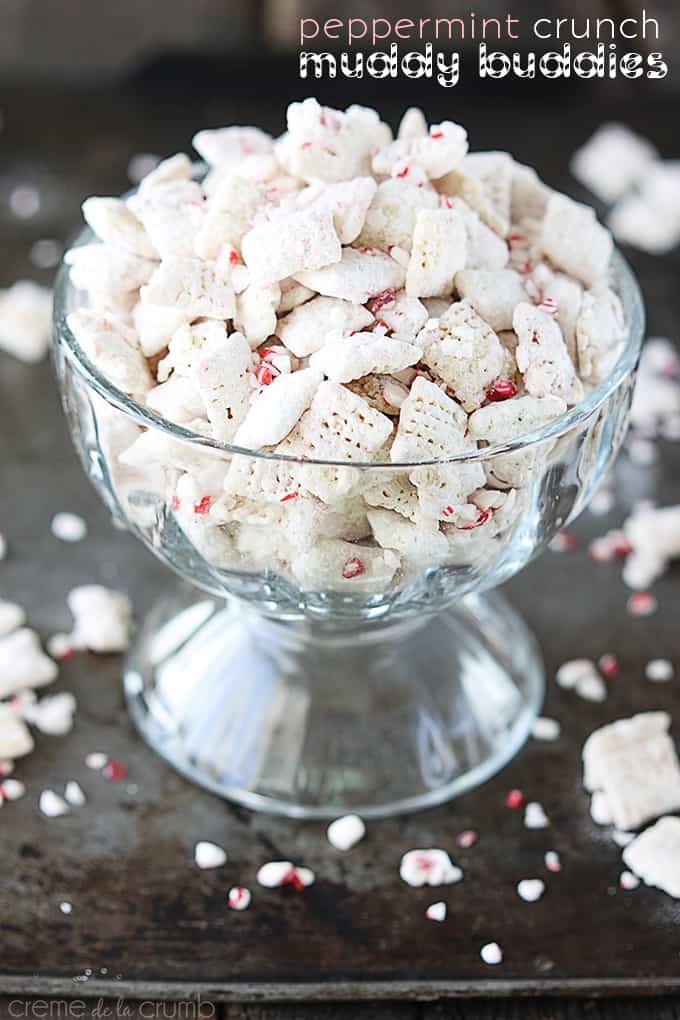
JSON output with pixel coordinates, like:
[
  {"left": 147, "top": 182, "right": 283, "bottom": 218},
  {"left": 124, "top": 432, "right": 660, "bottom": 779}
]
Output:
[{"left": 124, "top": 586, "right": 544, "bottom": 819}]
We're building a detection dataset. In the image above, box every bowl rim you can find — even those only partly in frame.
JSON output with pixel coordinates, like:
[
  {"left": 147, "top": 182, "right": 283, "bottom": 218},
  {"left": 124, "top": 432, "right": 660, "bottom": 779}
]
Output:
[{"left": 52, "top": 242, "right": 645, "bottom": 469}]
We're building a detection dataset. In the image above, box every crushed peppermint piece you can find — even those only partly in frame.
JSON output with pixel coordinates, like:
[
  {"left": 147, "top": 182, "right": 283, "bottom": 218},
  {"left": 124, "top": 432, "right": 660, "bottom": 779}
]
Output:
[
  {"left": 544, "top": 850, "right": 561, "bottom": 872},
  {"left": 256, "top": 861, "right": 315, "bottom": 889},
  {"left": 517, "top": 878, "right": 545, "bottom": 902},
  {"left": 341, "top": 557, "right": 365, "bottom": 580},
  {"left": 598, "top": 653, "right": 620, "bottom": 679},
  {"left": 46, "top": 633, "right": 74, "bottom": 660},
  {"left": 619, "top": 870, "right": 640, "bottom": 890},
  {"left": 50, "top": 512, "right": 88, "bottom": 543},
  {"left": 505, "top": 788, "right": 525, "bottom": 809},
  {"left": 646, "top": 659, "right": 674, "bottom": 683},
  {"left": 400, "top": 849, "right": 462, "bottom": 887},
  {"left": 327, "top": 813, "right": 366, "bottom": 851},
  {"left": 556, "top": 658, "right": 606, "bottom": 701},
  {"left": 39, "top": 789, "right": 69, "bottom": 818},
  {"left": 524, "top": 801, "right": 549, "bottom": 829},
  {"left": 102, "top": 758, "right": 127, "bottom": 782},
  {"left": 85, "top": 752, "right": 108, "bottom": 770},
  {"left": 228, "top": 886, "right": 251, "bottom": 911},
  {"left": 425, "top": 901, "right": 447, "bottom": 922},
  {"left": 59, "top": 901, "right": 73, "bottom": 914},
  {"left": 456, "top": 829, "right": 478, "bottom": 849},
  {"left": 531, "top": 717, "right": 561, "bottom": 741},
  {"left": 549, "top": 531, "right": 578, "bottom": 553},
  {"left": 194, "top": 841, "right": 227, "bottom": 870},
  {"left": 480, "top": 942, "right": 503, "bottom": 965},
  {"left": 627, "top": 592, "right": 658, "bottom": 617},
  {"left": 64, "top": 780, "right": 86, "bottom": 807}
]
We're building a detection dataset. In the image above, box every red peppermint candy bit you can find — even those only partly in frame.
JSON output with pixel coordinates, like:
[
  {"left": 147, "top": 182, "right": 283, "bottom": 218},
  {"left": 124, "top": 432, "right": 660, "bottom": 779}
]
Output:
[
  {"left": 486, "top": 379, "right": 517, "bottom": 402},
  {"left": 627, "top": 592, "right": 658, "bottom": 617},
  {"left": 540, "top": 296, "right": 559, "bottom": 316},
  {"left": 440, "top": 195, "right": 454, "bottom": 209},
  {"left": 228, "top": 249, "right": 240, "bottom": 265},
  {"left": 283, "top": 866, "right": 306, "bottom": 892},
  {"left": 258, "top": 347, "right": 276, "bottom": 361},
  {"left": 455, "top": 508, "right": 492, "bottom": 531},
  {"left": 367, "top": 288, "right": 397, "bottom": 315},
  {"left": 373, "top": 319, "right": 392, "bottom": 334},
  {"left": 456, "top": 829, "right": 478, "bottom": 849},
  {"left": 442, "top": 505, "right": 456, "bottom": 518},
  {"left": 612, "top": 536, "right": 632, "bottom": 559},
  {"left": 598, "top": 653, "right": 620, "bottom": 679},
  {"left": 103, "top": 759, "right": 127, "bottom": 782},
  {"left": 395, "top": 165, "right": 409, "bottom": 178},
  {"left": 430, "top": 130, "right": 444, "bottom": 139},
  {"left": 256, "top": 363, "right": 274, "bottom": 386},
  {"left": 300, "top": 141, "right": 312, "bottom": 150},
  {"left": 193, "top": 496, "right": 211, "bottom": 516},
  {"left": 549, "top": 531, "right": 578, "bottom": 552},
  {"left": 170, "top": 494, "right": 181, "bottom": 512},
  {"left": 342, "top": 557, "right": 365, "bottom": 580},
  {"left": 505, "top": 788, "right": 525, "bottom": 809},
  {"left": 279, "top": 492, "right": 298, "bottom": 504}
]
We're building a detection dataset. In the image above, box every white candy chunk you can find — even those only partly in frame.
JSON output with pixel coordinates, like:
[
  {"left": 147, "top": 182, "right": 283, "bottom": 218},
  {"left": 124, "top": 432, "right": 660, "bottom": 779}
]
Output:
[
  {"left": 380, "top": 293, "right": 428, "bottom": 342},
  {"left": 242, "top": 206, "right": 341, "bottom": 286},
  {"left": 398, "top": 107, "right": 428, "bottom": 140},
  {"left": 582, "top": 712, "right": 680, "bottom": 831},
  {"left": 2, "top": 778, "right": 26, "bottom": 800},
  {"left": 278, "top": 279, "right": 316, "bottom": 315},
  {"left": 513, "top": 302, "right": 582, "bottom": 404},
  {"left": 276, "top": 295, "right": 373, "bottom": 358},
  {"left": 146, "top": 376, "right": 206, "bottom": 425},
  {"left": 425, "top": 901, "right": 447, "bottom": 922},
  {"left": 292, "top": 539, "right": 399, "bottom": 591},
  {"left": 517, "top": 878, "right": 545, "bottom": 903},
  {"left": 280, "top": 99, "right": 391, "bottom": 183},
  {"left": 234, "top": 282, "right": 281, "bottom": 348},
  {"left": 194, "top": 840, "right": 227, "bottom": 869},
  {"left": 233, "top": 367, "right": 322, "bottom": 449},
  {"left": 524, "top": 801, "right": 549, "bottom": 829},
  {"left": 66, "top": 243, "right": 155, "bottom": 296},
  {"left": 419, "top": 301, "right": 506, "bottom": 411},
  {"left": 623, "top": 816, "right": 680, "bottom": 899},
  {"left": 368, "top": 509, "right": 447, "bottom": 568},
  {"left": 571, "top": 123, "right": 658, "bottom": 203},
  {"left": 469, "top": 394, "right": 567, "bottom": 442},
  {"left": 511, "top": 162, "right": 553, "bottom": 224},
  {"left": 194, "top": 175, "right": 263, "bottom": 260},
  {"left": 406, "top": 208, "right": 467, "bottom": 299},
  {"left": 66, "top": 311, "right": 153, "bottom": 398},
  {"left": 67, "top": 585, "right": 132, "bottom": 653},
  {"left": 295, "top": 247, "right": 405, "bottom": 305},
  {"left": 127, "top": 178, "right": 205, "bottom": 259},
  {"left": 64, "top": 780, "right": 86, "bottom": 806},
  {"left": 532, "top": 716, "right": 561, "bottom": 741},
  {"left": 480, "top": 942, "right": 503, "bottom": 965},
  {"left": 194, "top": 330, "right": 253, "bottom": 442},
  {"left": 364, "top": 475, "right": 421, "bottom": 522},
  {"left": 327, "top": 814, "right": 366, "bottom": 851},
  {"left": 137, "top": 153, "right": 193, "bottom": 193},
  {"left": 310, "top": 332, "right": 421, "bottom": 383},
  {"left": 451, "top": 151, "right": 513, "bottom": 237},
  {"left": 0, "top": 600, "right": 27, "bottom": 637},
  {"left": 141, "top": 256, "right": 235, "bottom": 320},
  {"left": 576, "top": 286, "right": 626, "bottom": 384},
  {"left": 23, "top": 692, "right": 77, "bottom": 736},
  {"left": 39, "top": 789, "right": 69, "bottom": 818},
  {"left": 399, "top": 849, "right": 463, "bottom": 887},
  {"left": 132, "top": 302, "right": 188, "bottom": 358},
  {"left": 0, "top": 703, "right": 34, "bottom": 759},
  {"left": 301, "top": 177, "right": 377, "bottom": 245},
  {"left": 609, "top": 194, "right": 680, "bottom": 255},
  {"left": 373, "top": 121, "right": 468, "bottom": 181},
  {"left": 0, "top": 281, "right": 53, "bottom": 363},
  {"left": 357, "top": 178, "right": 439, "bottom": 253},
  {"left": 623, "top": 504, "right": 680, "bottom": 586},
  {"left": 455, "top": 269, "right": 527, "bottom": 332},
  {"left": 646, "top": 659, "right": 674, "bottom": 683},
  {"left": 0, "top": 629, "right": 57, "bottom": 698},
  {"left": 530, "top": 264, "right": 583, "bottom": 358},
  {"left": 256, "top": 860, "right": 315, "bottom": 888},
  {"left": 51, "top": 512, "right": 87, "bottom": 543},
  {"left": 541, "top": 193, "right": 613, "bottom": 287},
  {"left": 82, "top": 197, "right": 158, "bottom": 259},
  {"left": 193, "top": 125, "right": 274, "bottom": 167}
]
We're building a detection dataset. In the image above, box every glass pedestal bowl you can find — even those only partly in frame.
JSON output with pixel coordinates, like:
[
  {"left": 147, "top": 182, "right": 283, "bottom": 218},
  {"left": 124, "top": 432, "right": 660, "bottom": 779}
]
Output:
[{"left": 52, "top": 251, "right": 643, "bottom": 819}]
